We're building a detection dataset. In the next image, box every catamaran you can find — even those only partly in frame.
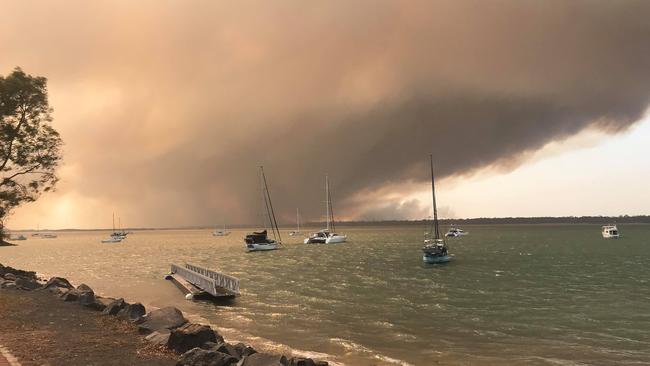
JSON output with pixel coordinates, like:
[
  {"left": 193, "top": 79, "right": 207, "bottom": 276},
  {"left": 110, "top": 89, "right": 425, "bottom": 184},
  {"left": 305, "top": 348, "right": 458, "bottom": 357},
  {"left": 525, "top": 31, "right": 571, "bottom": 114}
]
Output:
[
  {"left": 304, "top": 175, "right": 347, "bottom": 244},
  {"left": 422, "top": 155, "right": 451, "bottom": 264},
  {"left": 212, "top": 224, "right": 231, "bottom": 237},
  {"left": 289, "top": 208, "right": 303, "bottom": 236},
  {"left": 244, "top": 166, "right": 281, "bottom": 252}
]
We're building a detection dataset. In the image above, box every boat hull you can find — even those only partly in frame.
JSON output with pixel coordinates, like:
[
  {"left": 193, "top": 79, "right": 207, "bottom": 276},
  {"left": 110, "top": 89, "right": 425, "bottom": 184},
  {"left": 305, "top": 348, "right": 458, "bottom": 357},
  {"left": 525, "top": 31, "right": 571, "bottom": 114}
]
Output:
[
  {"left": 325, "top": 235, "right": 347, "bottom": 244},
  {"left": 246, "top": 243, "right": 279, "bottom": 252},
  {"left": 304, "top": 237, "right": 326, "bottom": 244},
  {"left": 422, "top": 254, "right": 451, "bottom": 264},
  {"left": 102, "top": 238, "right": 122, "bottom": 243}
]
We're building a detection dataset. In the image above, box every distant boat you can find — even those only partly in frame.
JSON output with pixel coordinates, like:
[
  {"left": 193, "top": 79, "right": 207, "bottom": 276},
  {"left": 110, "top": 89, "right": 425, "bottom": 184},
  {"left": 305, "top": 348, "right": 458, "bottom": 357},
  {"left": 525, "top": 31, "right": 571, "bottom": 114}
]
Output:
[
  {"left": 41, "top": 233, "right": 57, "bottom": 239},
  {"left": 445, "top": 227, "right": 468, "bottom": 237},
  {"left": 111, "top": 217, "right": 128, "bottom": 239},
  {"left": 602, "top": 224, "right": 620, "bottom": 239},
  {"left": 102, "top": 213, "right": 122, "bottom": 243},
  {"left": 8, "top": 234, "right": 27, "bottom": 241},
  {"left": 212, "top": 224, "right": 231, "bottom": 237},
  {"left": 244, "top": 166, "right": 281, "bottom": 252},
  {"left": 422, "top": 155, "right": 451, "bottom": 264},
  {"left": 304, "top": 175, "right": 347, "bottom": 244},
  {"left": 288, "top": 208, "right": 303, "bottom": 236}
]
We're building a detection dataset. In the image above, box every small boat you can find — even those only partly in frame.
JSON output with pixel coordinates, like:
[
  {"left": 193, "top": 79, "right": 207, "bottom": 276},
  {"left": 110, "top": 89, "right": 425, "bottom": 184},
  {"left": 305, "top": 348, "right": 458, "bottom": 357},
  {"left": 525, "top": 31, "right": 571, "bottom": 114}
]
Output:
[
  {"left": 244, "top": 166, "right": 281, "bottom": 252},
  {"left": 288, "top": 208, "right": 303, "bottom": 236},
  {"left": 422, "top": 155, "right": 451, "bottom": 264},
  {"left": 102, "top": 213, "right": 123, "bottom": 243},
  {"left": 304, "top": 175, "right": 347, "bottom": 244},
  {"left": 212, "top": 224, "right": 231, "bottom": 237},
  {"left": 602, "top": 224, "right": 620, "bottom": 239},
  {"left": 8, "top": 234, "right": 27, "bottom": 241},
  {"left": 41, "top": 233, "right": 57, "bottom": 239},
  {"left": 445, "top": 227, "right": 468, "bottom": 237}
]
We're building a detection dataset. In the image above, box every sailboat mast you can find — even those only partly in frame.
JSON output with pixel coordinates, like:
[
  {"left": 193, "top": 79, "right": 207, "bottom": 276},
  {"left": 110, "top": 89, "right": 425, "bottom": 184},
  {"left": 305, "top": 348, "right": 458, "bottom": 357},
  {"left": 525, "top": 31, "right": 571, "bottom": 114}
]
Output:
[
  {"left": 325, "top": 175, "right": 330, "bottom": 232},
  {"left": 328, "top": 180, "right": 336, "bottom": 233},
  {"left": 430, "top": 155, "right": 440, "bottom": 240},
  {"left": 112, "top": 213, "right": 115, "bottom": 233},
  {"left": 260, "top": 166, "right": 282, "bottom": 243},
  {"left": 296, "top": 208, "right": 300, "bottom": 232}
]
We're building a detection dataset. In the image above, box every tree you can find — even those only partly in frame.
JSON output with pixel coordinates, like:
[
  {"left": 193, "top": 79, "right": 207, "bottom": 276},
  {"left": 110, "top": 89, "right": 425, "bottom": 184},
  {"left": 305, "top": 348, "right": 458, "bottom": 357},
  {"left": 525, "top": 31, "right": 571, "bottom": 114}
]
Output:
[{"left": 0, "top": 68, "right": 62, "bottom": 240}]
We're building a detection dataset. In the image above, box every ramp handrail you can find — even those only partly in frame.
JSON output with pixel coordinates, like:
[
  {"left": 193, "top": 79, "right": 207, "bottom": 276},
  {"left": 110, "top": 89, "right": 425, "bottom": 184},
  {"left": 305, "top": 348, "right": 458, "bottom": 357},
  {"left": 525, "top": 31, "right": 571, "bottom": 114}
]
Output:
[
  {"left": 185, "top": 263, "right": 240, "bottom": 295},
  {"left": 170, "top": 263, "right": 220, "bottom": 297}
]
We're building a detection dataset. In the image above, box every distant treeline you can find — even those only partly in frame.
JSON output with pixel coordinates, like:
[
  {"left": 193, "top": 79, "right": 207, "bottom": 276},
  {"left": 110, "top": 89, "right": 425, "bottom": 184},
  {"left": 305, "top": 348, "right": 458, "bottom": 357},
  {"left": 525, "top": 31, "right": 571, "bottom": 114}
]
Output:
[{"left": 329, "top": 215, "right": 650, "bottom": 226}]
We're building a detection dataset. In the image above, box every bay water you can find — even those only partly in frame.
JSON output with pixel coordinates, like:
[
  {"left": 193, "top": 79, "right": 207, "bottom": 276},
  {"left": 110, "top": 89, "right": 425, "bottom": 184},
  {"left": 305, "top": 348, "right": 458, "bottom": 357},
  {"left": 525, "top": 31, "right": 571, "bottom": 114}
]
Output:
[{"left": 1, "top": 224, "right": 649, "bottom": 365}]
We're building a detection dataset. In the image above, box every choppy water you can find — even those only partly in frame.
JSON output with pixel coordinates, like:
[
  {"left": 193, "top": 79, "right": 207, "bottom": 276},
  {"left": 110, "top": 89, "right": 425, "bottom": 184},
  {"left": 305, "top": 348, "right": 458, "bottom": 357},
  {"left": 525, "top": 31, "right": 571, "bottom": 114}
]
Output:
[{"left": 1, "top": 224, "right": 650, "bottom": 365}]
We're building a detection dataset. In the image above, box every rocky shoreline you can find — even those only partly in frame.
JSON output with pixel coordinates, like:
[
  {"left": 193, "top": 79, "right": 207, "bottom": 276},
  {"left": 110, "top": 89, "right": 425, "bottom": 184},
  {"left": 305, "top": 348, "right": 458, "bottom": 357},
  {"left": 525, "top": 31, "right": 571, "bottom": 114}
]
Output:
[{"left": 0, "top": 263, "right": 328, "bottom": 366}]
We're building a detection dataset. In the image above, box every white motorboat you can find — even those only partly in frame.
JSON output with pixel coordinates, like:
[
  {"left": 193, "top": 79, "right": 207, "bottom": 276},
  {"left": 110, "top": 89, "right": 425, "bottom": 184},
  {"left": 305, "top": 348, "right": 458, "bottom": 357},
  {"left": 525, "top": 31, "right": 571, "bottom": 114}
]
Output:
[
  {"left": 101, "top": 237, "right": 122, "bottom": 243},
  {"left": 422, "top": 155, "right": 451, "bottom": 264},
  {"left": 602, "top": 225, "right": 619, "bottom": 239},
  {"left": 445, "top": 227, "right": 468, "bottom": 237},
  {"left": 288, "top": 208, "right": 303, "bottom": 236},
  {"left": 304, "top": 175, "right": 347, "bottom": 244},
  {"left": 244, "top": 166, "right": 281, "bottom": 252}
]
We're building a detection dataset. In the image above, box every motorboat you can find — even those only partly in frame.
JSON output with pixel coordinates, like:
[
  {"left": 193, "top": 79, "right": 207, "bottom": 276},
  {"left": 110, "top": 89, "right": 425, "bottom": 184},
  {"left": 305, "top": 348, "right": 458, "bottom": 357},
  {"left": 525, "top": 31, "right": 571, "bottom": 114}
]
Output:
[
  {"left": 244, "top": 166, "right": 281, "bottom": 252},
  {"left": 422, "top": 155, "right": 451, "bottom": 264},
  {"left": 602, "top": 225, "right": 620, "bottom": 239},
  {"left": 304, "top": 175, "right": 347, "bottom": 244},
  {"left": 445, "top": 227, "right": 468, "bottom": 237},
  {"left": 8, "top": 234, "right": 27, "bottom": 241}
]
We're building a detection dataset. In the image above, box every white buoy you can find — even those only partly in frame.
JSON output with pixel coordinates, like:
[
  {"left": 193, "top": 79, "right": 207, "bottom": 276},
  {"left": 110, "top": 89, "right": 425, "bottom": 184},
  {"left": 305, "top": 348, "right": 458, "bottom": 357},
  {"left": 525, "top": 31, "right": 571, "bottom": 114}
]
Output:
[{"left": 185, "top": 293, "right": 194, "bottom": 300}]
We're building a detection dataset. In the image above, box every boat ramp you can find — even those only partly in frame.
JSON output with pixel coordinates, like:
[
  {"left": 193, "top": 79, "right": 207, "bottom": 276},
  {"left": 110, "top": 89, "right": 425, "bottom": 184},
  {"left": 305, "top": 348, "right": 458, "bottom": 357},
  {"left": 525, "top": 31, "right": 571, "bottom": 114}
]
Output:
[{"left": 166, "top": 263, "right": 240, "bottom": 299}]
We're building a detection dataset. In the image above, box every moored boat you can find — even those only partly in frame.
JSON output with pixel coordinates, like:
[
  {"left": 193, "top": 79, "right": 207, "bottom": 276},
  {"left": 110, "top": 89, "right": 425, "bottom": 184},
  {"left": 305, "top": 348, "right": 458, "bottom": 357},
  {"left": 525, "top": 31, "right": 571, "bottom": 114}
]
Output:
[
  {"left": 245, "top": 166, "right": 281, "bottom": 252},
  {"left": 422, "top": 155, "right": 451, "bottom": 264},
  {"left": 304, "top": 175, "right": 347, "bottom": 244},
  {"left": 601, "top": 224, "right": 619, "bottom": 239},
  {"left": 445, "top": 227, "right": 468, "bottom": 237}
]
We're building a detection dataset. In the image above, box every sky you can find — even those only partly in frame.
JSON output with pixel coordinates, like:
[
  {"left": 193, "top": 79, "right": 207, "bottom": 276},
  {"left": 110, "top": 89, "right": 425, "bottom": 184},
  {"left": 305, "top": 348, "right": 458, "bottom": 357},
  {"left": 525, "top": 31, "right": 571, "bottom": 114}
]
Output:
[{"left": 1, "top": 0, "right": 649, "bottom": 229}]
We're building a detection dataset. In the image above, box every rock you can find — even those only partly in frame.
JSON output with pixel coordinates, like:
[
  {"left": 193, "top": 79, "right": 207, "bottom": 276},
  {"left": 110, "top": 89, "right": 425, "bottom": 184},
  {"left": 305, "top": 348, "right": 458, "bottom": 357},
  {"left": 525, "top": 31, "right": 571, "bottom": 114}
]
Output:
[
  {"left": 287, "top": 358, "right": 317, "bottom": 366},
  {"left": 168, "top": 323, "right": 220, "bottom": 354},
  {"left": 0, "top": 266, "right": 36, "bottom": 279},
  {"left": 176, "top": 348, "right": 238, "bottom": 366},
  {"left": 1, "top": 281, "right": 16, "bottom": 289},
  {"left": 96, "top": 296, "right": 116, "bottom": 307},
  {"left": 77, "top": 283, "right": 94, "bottom": 293},
  {"left": 136, "top": 306, "right": 187, "bottom": 334},
  {"left": 314, "top": 362, "right": 328, "bottom": 366},
  {"left": 15, "top": 276, "right": 40, "bottom": 290},
  {"left": 117, "top": 302, "right": 146, "bottom": 322},
  {"left": 240, "top": 353, "right": 288, "bottom": 366},
  {"left": 145, "top": 329, "right": 171, "bottom": 346},
  {"left": 4, "top": 273, "right": 16, "bottom": 281},
  {"left": 60, "top": 289, "right": 80, "bottom": 301},
  {"left": 102, "top": 298, "right": 127, "bottom": 316},
  {"left": 215, "top": 343, "right": 256, "bottom": 359},
  {"left": 43, "top": 277, "right": 74, "bottom": 291}
]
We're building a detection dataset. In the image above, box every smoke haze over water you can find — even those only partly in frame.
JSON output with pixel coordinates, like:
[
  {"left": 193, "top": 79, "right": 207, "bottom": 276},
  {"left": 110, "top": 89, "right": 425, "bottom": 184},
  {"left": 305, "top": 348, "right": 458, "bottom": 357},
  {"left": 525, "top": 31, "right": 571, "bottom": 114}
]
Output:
[{"left": 2, "top": 1, "right": 650, "bottom": 227}]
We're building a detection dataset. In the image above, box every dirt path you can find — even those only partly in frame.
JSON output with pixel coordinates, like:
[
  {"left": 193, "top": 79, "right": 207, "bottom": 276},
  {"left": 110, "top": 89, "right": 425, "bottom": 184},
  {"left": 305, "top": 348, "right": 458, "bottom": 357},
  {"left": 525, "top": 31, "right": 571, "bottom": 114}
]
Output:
[{"left": 0, "top": 289, "right": 176, "bottom": 366}]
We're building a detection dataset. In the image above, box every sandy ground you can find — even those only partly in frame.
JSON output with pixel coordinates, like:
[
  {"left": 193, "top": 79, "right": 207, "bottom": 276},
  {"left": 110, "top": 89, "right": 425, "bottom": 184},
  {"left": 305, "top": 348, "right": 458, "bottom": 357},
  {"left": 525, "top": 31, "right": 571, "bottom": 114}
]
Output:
[{"left": 0, "top": 288, "right": 176, "bottom": 366}]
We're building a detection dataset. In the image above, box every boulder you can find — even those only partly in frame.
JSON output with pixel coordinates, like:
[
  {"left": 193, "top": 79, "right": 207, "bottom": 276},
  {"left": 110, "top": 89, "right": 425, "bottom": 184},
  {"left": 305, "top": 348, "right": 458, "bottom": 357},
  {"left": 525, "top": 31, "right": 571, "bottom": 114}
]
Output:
[
  {"left": 60, "top": 289, "right": 80, "bottom": 301},
  {"left": 4, "top": 273, "right": 16, "bottom": 281},
  {"left": 176, "top": 348, "right": 238, "bottom": 366},
  {"left": 15, "top": 276, "right": 40, "bottom": 290},
  {"left": 77, "top": 287, "right": 105, "bottom": 310},
  {"left": 136, "top": 306, "right": 187, "bottom": 334},
  {"left": 240, "top": 353, "right": 288, "bottom": 366},
  {"left": 96, "top": 296, "right": 116, "bottom": 307},
  {"left": 117, "top": 302, "right": 146, "bottom": 322},
  {"left": 287, "top": 358, "right": 317, "bottom": 366},
  {"left": 168, "top": 323, "right": 220, "bottom": 354},
  {"left": 145, "top": 329, "right": 171, "bottom": 346},
  {"left": 1, "top": 266, "right": 36, "bottom": 280},
  {"left": 43, "top": 277, "right": 74, "bottom": 291},
  {"left": 102, "top": 298, "right": 127, "bottom": 316},
  {"left": 215, "top": 343, "right": 256, "bottom": 359},
  {"left": 1, "top": 281, "right": 16, "bottom": 289},
  {"left": 77, "top": 283, "right": 94, "bottom": 293},
  {"left": 314, "top": 362, "right": 328, "bottom": 366}
]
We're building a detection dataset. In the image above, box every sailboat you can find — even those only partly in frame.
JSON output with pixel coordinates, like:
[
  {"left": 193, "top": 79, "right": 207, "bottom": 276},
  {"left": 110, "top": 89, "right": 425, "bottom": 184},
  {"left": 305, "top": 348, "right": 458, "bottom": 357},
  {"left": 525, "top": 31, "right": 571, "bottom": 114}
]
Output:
[
  {"left": 288, "top": 208, "right": 303, "bottom": 236},
  {"left": 244, "top": 166, "right": 281, "bottom": 252},
  {"left": 212, "top": 224, "right": 231, "bottom": 237},
  {"left": 111, "top": 217, "right": 128, "bottom": 239},
  {"left": 422, "top": 155, "right": 451, "bottom": 264},
  {"left": 102, "top": 213, "right": 122, "bottom": 243},
  {"left": 304, "top": 175, "right": 347, "bottom": 244}
]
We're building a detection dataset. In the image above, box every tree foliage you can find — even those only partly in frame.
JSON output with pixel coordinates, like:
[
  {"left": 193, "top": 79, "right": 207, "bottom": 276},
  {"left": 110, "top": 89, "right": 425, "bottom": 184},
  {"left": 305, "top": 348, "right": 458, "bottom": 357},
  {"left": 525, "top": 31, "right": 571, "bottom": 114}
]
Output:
[{"left": 0, "top": 68, "right": 63, "bottom": 237}]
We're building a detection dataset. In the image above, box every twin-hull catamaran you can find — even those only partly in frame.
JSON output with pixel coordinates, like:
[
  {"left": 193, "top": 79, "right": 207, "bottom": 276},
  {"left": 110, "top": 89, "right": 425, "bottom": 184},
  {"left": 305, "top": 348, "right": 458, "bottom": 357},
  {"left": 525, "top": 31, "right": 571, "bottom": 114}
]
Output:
[
  {"left": 244, "top": 166, "right": 281, "bottom": 252},
  {"left": 304, "top": 175, "right": 347, "bottom": 244},
  {"left": 422, "top": 155, "right": 451, "bottom": 264}
]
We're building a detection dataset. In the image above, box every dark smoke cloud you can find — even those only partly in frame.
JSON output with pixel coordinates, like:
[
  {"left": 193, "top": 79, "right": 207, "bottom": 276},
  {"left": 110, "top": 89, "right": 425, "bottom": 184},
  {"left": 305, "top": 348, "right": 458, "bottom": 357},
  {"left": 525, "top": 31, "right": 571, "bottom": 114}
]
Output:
[{"left": 2, "top": 0, "right": 650, "bottom": 227}]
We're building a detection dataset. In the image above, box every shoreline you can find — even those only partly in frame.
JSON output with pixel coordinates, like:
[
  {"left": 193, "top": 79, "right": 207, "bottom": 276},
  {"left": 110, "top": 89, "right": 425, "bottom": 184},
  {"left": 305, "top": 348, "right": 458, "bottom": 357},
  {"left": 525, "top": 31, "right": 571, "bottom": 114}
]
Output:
[{"left": 0, "top": 262, "right": 329, "bottom": 366}]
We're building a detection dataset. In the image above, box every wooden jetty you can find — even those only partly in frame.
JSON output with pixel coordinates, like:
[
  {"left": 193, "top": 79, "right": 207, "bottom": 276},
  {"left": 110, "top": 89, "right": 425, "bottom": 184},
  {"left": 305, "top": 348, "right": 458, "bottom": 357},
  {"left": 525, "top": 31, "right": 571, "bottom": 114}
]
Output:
[{"left": 167, "top": 263, "right": 240, "bottom": 299}]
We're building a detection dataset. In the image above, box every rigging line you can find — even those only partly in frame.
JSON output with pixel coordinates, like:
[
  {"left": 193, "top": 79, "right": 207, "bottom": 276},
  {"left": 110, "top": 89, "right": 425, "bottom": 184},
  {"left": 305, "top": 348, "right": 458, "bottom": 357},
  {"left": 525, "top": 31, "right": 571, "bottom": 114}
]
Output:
[
  {"left": 430, "top": 154, "right": 440, "bottom": 240},
  {"left": 261, "top": 166, "right": 282, "bottom": 244}
]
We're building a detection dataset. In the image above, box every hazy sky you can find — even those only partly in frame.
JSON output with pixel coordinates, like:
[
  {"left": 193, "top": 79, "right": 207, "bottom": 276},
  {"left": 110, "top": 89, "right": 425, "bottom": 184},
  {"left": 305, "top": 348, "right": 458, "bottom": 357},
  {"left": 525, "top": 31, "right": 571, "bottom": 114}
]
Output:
[{"left": 2, "top": 1, "right": 649, "bottom": 229}]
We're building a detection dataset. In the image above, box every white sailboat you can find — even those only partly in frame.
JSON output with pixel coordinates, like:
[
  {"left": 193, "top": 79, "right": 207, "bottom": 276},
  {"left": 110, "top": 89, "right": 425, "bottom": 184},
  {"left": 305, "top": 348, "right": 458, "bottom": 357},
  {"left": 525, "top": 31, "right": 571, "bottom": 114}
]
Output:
[
  {"left": 244, "top": 166, "right": 281, "bottom": 252},
  {"left": 102, "top": 213, "right": 122, "bottom": 243},
  {"left": 212, "top": 224, "right": 231, "bottom": 237},
  {"left": 304, "top": 175, "right": 347, "bottom": 244},
  {"left": 288, "top": 208, "right": 303, "bottom": 236},
  {"left": 422, "top": 155, "right": 451, "bottom": 264}
]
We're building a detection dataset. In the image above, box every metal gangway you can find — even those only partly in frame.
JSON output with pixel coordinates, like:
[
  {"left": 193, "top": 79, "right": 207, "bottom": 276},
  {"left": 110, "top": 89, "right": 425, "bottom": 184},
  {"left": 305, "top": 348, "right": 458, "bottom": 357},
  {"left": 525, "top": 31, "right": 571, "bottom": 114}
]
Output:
[{"left": 169, "top": 263, "right": 240, "bottom": 298}]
